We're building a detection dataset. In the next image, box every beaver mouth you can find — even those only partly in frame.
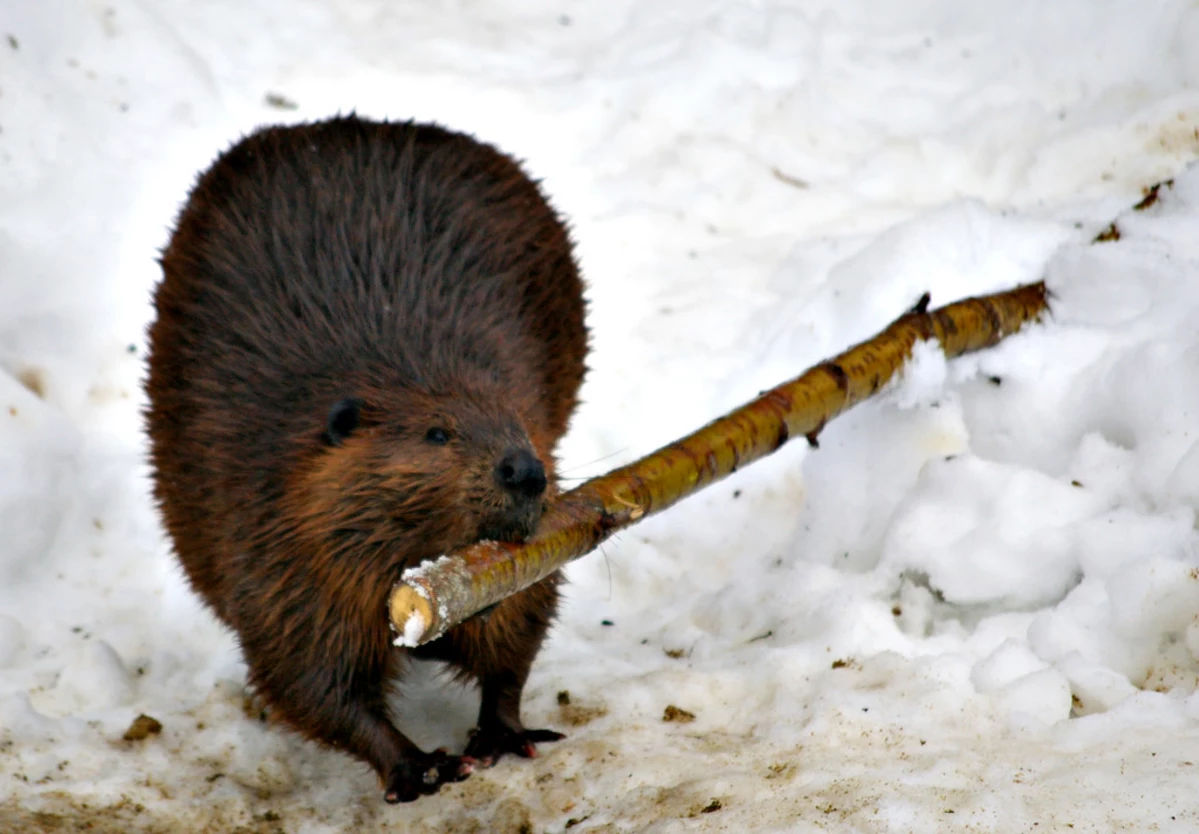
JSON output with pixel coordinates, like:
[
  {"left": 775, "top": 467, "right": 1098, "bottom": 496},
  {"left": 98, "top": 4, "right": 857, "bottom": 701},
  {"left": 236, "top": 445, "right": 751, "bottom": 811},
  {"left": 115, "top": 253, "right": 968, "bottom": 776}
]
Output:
[{"left": 476, "top": 500, "right": 543, "bottom": 543}]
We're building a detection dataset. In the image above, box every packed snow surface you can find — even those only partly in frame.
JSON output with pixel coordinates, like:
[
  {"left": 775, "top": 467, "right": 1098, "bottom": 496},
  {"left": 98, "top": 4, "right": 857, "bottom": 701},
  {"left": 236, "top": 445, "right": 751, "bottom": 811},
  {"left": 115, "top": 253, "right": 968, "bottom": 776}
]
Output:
[{"left": 4, "top": 0, "right": 1199, "bottom": 831}]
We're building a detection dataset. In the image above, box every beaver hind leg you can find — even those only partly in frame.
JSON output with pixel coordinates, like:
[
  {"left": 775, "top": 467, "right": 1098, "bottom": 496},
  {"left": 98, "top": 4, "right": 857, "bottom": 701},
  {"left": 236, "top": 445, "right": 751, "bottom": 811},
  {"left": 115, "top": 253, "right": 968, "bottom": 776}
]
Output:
[
  {"left": 237, "top": 610, "right": 473, "bottom": 803},
  {"left": 465, "top": 659, "right": 566, "bottom": 767},
  {"left": 276, "top": 669, "right": 472, "bottom": 803},
  {"left": 414, "top": 574, "right": 564, "bottom": 766}
]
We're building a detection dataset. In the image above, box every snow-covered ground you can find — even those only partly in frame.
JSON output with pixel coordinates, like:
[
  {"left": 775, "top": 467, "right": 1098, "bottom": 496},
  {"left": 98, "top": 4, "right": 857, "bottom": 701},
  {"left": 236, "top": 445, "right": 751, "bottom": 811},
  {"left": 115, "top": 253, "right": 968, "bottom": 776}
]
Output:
[{"left": 4, "top": 0, "right": 1199, "bottom": 831}]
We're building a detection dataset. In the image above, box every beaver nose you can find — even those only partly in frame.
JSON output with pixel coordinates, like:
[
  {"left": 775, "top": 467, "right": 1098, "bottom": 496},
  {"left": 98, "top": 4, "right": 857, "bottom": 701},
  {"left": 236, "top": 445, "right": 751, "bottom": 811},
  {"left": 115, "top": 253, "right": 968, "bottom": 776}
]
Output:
[{"left": 495, "top": 448, "right": 547, "bottom": 499}]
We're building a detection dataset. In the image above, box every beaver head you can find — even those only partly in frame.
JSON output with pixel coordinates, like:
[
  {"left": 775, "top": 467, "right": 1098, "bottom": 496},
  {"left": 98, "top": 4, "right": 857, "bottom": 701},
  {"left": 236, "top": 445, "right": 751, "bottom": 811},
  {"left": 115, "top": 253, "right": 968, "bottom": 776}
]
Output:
[{"left": 285, "top": 380, "right": 554, "bottom": 571}]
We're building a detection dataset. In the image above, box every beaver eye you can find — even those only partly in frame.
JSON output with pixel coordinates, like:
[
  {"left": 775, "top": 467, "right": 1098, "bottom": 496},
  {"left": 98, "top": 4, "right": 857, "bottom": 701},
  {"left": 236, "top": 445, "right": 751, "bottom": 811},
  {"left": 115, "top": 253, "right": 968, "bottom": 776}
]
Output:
[{"left": 425, "top": 427, "right": 450, "bottom": 445}]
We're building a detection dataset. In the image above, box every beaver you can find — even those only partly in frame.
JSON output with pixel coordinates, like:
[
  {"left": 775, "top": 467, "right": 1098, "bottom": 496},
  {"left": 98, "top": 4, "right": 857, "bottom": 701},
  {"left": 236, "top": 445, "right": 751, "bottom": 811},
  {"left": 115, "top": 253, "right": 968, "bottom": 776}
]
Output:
[{"left": 143, "top": 115, "right": 588, "bottom": 803}]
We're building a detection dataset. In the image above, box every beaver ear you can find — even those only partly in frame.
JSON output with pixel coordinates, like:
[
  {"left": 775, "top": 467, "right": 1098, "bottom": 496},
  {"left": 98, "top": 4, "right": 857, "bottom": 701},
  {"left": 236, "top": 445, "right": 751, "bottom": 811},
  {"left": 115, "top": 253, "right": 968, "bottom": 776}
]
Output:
[{"left": 325, "top": 397, "right": 364, "bottom": 446}]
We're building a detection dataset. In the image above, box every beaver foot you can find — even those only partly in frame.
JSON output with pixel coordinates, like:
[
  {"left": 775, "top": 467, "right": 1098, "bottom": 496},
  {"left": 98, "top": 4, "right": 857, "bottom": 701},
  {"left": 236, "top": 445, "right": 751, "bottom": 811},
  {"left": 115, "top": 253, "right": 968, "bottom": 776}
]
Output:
[
  {"left": 383, "top": 749, "right": 473, "bottom": 804},
  {"left": 463, "top": 723, "right": 565, "bottom": 767}
]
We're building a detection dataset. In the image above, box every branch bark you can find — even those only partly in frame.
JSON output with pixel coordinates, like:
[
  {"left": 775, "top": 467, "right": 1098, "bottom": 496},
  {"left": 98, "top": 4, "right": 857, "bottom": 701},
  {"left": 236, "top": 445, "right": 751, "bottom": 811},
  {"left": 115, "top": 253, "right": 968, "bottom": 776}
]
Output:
[{"left": 389, "top": 281, "right": 1051, "bottom": 647}]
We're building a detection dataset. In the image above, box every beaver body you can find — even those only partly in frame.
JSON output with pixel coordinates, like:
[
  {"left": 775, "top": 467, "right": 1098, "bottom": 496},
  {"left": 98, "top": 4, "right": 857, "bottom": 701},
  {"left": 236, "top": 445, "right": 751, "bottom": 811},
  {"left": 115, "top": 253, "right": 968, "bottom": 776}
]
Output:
[{"left": 144, "top": 115, "right": 587, "bottom": 802}]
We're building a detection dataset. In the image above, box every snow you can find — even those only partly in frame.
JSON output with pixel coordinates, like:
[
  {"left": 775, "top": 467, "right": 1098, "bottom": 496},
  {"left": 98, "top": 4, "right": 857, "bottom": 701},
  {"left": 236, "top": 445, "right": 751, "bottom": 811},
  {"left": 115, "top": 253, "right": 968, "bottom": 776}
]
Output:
[
  {"left": 4, "top": 0, "right": 1199, "bottom": 830},
  {"left": 393, "top": 604, "right": 429, "bottom": 651}
]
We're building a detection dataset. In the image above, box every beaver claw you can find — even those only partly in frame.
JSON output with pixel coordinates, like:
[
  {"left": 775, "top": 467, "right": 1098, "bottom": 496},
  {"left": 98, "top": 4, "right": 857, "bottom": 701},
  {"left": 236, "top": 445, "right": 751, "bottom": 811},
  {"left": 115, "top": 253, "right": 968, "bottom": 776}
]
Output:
[
  {"left": 464, "top": 724, "right": 565, "bottom": 768},
  {"left": 383, "top": 749, "right": 473, "bottom": 803}
]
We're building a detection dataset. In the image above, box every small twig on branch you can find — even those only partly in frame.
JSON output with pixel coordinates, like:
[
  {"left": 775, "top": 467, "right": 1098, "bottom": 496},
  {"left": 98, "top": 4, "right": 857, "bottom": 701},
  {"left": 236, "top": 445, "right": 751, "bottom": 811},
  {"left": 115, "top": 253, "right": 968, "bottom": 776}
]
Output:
[{"left": 388, "top": 281, "right": 1051, "bottom": 647}]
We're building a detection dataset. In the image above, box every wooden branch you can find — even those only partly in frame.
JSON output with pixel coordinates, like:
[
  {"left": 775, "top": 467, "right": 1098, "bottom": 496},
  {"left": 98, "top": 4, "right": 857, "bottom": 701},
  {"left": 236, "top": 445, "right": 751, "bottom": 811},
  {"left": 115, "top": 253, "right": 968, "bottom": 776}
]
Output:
[{"left": 390, "top": 281, "right": 1051, "bottom": 647}]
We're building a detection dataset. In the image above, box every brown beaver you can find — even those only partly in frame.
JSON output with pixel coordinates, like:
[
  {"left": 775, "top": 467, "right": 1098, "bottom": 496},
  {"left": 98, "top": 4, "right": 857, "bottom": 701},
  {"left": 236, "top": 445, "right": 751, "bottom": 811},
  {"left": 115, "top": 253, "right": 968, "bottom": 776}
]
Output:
[{"left": 143, "top": 115, "right": 588, "bottom": 803}]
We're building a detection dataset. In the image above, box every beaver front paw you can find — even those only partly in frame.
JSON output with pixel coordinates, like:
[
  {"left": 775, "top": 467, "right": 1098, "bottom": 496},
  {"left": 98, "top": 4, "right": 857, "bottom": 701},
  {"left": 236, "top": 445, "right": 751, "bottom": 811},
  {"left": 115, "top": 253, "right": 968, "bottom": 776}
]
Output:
[{"left": 383, "top": 749, "right": 473, "bottom": 803}]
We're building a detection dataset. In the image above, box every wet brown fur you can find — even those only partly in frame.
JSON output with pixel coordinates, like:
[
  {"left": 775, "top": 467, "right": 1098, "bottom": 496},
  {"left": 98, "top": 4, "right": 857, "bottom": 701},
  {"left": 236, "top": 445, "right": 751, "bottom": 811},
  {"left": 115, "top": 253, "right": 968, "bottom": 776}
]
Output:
[{"left": 143, "top": 115, "right": 587, "bottom": 802}]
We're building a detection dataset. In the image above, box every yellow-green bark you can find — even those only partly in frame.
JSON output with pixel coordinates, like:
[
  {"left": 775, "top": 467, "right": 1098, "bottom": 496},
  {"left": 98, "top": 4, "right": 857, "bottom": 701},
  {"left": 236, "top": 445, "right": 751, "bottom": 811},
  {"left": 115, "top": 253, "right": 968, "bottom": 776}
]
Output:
[{"left": 390, "top": 281, "right": 1051, "bottom": 647}]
